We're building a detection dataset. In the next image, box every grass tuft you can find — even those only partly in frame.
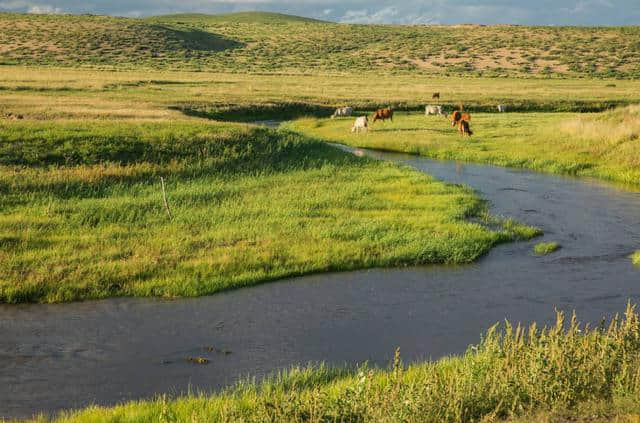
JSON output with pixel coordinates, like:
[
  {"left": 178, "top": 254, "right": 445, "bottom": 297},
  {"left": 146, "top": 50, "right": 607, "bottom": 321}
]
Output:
[{"left": 534, "top": 242, "right": 561, "bottom": 256}]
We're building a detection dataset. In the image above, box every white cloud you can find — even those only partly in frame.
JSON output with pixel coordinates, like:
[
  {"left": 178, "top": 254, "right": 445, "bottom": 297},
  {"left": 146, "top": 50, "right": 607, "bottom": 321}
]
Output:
[{"left": 27, "top": 4, "right": 63, "bottom": 13}]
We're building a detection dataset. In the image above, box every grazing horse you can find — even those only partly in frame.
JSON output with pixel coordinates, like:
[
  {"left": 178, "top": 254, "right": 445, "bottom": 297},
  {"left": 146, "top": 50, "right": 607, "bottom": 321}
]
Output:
[
  {"left": 351, "top": 116, "right": 368, "bottom": 133},
  {"left": 331, "top": 106, "right": 353, "bottom": 119},
  {"left": 372, "top": 108, "right": 394, "bottom": 123},
  {"left": 432, "top": 92, "right": 440, "bottom": 100},
  {"left": 425, "top": 105, "right": 443, "bottom": 116},
  {"left": 450, "top": 110, "right": 471, "bottom": 126},
  {"left": 458, "top": 119, "right": 473, "bottom": 137}
]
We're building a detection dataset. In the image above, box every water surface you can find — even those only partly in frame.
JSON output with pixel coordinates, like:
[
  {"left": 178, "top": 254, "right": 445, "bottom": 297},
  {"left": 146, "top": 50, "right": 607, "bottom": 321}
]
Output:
[{"left": 2, "top": 147, "right": 639, "bottom": 418}]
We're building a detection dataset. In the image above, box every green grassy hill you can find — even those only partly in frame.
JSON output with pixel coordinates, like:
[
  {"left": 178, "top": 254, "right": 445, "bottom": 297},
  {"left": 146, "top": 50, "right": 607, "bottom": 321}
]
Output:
[
  {"left": 1, "top": 11, "right": 639, "bottom": 78},
  {"left": 151, "top": 12, "right": 327, "bottom": 24}
]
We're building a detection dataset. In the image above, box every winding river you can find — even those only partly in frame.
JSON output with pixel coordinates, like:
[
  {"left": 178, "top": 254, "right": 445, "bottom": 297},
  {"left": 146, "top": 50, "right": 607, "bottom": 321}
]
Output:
[{"left": 1, "top": 146, "right": 639, "bottom": 418}]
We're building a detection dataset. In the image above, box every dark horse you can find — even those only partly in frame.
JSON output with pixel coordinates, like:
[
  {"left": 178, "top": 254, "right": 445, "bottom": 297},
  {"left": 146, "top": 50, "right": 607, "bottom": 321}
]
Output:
[{"left": 372, "top": 108, "right": 394, "bottom": 123}]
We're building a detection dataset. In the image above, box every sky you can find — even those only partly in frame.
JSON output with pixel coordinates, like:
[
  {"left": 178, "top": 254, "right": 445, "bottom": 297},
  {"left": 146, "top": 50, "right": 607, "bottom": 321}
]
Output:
[{"left": 0, "top": 0, "right": 639, "bottom": 25}]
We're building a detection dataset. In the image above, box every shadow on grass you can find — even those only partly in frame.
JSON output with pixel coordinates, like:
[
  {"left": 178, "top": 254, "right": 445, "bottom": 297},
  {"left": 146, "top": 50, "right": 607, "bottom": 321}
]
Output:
[
  {"left": 172, "top": 100, "right": 633, "bottom": 124},
  {"left": 369, "top": 127, "right": 453, "bottom": 134},
  {"left": 0, "top": 129, "right": 366, "bottom": 201},
  {"left": 154, "top": 25, "right": 244, "bottom": 52},
  {"left": 171, "top": 102, "right": 336, "bottom": 122}
]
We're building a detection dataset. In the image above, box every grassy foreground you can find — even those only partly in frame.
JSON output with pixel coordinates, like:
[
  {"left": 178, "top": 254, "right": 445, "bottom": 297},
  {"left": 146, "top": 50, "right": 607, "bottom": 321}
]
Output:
[
  {"left": 24, "top": 305, "right": 640, "bottom": 422},
  {"left": 0, "top": 120, "right": 536, "bottom": 303},
  {"left": 288, "top": 106, "right": 640, "bottom": 188}
]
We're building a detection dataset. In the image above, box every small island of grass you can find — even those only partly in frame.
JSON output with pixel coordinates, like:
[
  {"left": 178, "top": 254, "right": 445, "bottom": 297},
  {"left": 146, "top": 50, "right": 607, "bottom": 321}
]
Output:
[{"left": 534, "top": 242, "right": 561, "bottom": 256}]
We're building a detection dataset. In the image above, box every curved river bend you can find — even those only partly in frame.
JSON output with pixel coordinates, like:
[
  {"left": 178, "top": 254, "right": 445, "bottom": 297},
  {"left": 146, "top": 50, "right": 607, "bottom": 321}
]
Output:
[{"left": 1, "top": 146, "right": 639, "bottom": 418}]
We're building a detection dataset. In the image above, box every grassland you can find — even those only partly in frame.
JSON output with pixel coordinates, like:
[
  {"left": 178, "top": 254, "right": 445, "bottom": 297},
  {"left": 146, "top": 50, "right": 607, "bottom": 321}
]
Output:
[
  {"left": 288, "top": 106, "right": 640, "bottom": 188},
  {"left": 2, "top": 12, "right": 640, "bottom": 78},
  {"left": 3, "top": 10, "right": 640, "bottom": 422},
  {"left": 0, "top": 120, "right": 539, "bottom": 303},
  {"left": 3, "top": 66, "right": 640, "bottom": 122},
  {"left": 22, "top": 305, "right": 640, "bottom": 422},
  {"left": 1, "top": 64, "right": 638, "bottom": 303}
]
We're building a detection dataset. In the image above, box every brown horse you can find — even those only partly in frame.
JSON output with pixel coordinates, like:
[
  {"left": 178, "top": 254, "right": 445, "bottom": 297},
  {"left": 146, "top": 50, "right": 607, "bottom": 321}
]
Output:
[
  {"left": 432, "top": 92, "right": 440, "bottom": 100},
  {"left": 372, "top": 108, "right": 394, "bottom": 123},
  {"left": 450, "top": 110, "right": 471, "bottom": 127},
  {"left": 458, "top": 119, "right": 473, "bottom": 137}
]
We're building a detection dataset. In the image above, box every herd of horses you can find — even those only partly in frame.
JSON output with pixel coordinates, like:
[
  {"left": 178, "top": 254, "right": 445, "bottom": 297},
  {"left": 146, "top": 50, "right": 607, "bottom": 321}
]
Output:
[{"left": 333, "top": 93, "right": 507, "bottom": 138}]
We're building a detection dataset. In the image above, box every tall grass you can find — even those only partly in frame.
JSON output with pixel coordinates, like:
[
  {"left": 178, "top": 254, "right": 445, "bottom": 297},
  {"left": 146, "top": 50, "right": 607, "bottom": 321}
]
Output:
[
  {"left": 30, "top": 305, "right": 640, "bottom": 422},
  {"left": 560, "top": 105, "right": 640, "bottom": 150},
  {"left": 0, "top": 121, "right": 536, "bottom": 303}
]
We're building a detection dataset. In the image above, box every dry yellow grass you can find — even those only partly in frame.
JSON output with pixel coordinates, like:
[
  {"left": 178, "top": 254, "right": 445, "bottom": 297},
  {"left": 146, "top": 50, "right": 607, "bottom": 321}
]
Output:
[
  {"left": 3, "top": 12, "right": 640, "bottom": 78},
  {"left": 2, "top": 66, "right": 640, "bottom": 121},
  {"left": 557, "top": 106, "right": 640, "bottom": 169}
]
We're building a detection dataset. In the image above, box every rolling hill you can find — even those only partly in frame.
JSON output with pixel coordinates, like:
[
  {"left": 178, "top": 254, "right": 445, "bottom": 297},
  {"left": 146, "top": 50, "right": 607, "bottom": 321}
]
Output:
[{"left": 1, "top": 11, "right": 639, "bottom": 78}]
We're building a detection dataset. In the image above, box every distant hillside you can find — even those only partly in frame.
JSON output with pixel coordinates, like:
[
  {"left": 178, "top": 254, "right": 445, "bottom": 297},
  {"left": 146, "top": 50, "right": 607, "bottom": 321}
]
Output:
[
  {"left": 150, "top": 12, "right": 327, "bottom": 24},
  {"left": 1, "top": 12, "right": 639, "bottom": 78}
]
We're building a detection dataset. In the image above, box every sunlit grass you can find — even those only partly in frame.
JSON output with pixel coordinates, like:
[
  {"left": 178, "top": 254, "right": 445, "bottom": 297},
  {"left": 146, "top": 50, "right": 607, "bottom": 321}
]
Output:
[
  {"left": 2, "top": 67, "right": 640, "bottom": 121},
  {"left": 534, "top": 242, "right": 561, "bottom": 256},
  {"left": 26, "top": 305, "right": 640, "bottom": 422},
  {"left": 0, "top": 120, "right": 536, "bottom": 303},
  {"left": 632, "top": 251, "right": 640, "bottom": 267},
  {"left": 3, "top": 12, "right": 640, "bottom": 79},
  {"left": 287, "top": 107, "right": 640, "bottom": 188}
]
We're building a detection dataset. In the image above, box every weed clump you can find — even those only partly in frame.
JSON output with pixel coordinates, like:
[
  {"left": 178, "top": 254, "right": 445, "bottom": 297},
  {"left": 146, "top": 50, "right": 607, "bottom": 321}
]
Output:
[{"left": 534, "top": 242, "right": 561, "bottom": 256}]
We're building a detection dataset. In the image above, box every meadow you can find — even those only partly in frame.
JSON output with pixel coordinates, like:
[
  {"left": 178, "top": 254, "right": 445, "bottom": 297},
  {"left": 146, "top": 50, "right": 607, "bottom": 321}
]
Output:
[
  {"left": 0, "top": 120, "right": 539, "bottom": 303},
  {"left": 22, "top": 305, "right": 640, "bottom": 422},
  {"left": 287, "top": 106, "right": 640, "bottom": 188},
  {"left": 2, "top": 11, "right": 640, "bottom": 421},
  {"left": 3, "top": 67, "right": 640, "bottom": 122}
]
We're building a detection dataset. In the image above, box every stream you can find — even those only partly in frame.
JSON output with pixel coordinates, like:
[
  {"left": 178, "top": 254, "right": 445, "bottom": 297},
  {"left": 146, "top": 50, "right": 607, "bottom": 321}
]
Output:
[{"left": 1, "top": 146, "right": 639, "bottom": 418}]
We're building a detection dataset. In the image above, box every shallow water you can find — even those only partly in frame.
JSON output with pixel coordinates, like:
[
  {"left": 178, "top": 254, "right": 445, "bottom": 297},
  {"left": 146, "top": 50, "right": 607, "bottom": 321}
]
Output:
[{"left": 2, "top": 146, "right": 640, "bottom": 418}]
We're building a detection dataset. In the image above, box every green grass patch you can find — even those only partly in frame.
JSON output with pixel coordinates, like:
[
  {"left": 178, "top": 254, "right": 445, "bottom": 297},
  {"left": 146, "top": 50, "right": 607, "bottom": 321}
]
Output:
[
  {"left": 0, "top": 120, "right": 536, "bottom": 303},
  {"left": 534, "top": 242, "right": 561, "bottom": 256},
  {"left": 632, "top": 251, "right": 640, "bottom": 266},
  {"left": 27, "top": 305, "right": 640, "bottom": 422},
  {"left": 287, "top": 107, "right": 640, "bottom": 188}
]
